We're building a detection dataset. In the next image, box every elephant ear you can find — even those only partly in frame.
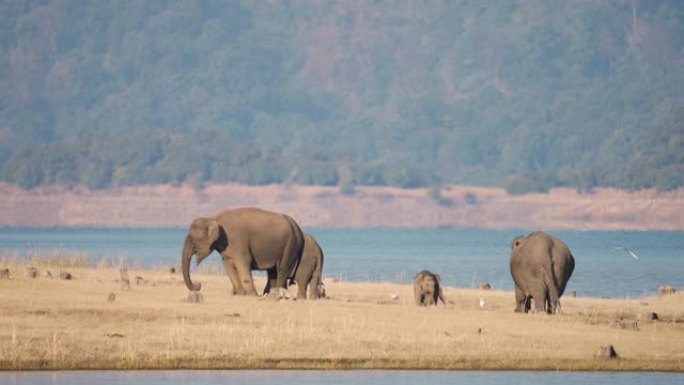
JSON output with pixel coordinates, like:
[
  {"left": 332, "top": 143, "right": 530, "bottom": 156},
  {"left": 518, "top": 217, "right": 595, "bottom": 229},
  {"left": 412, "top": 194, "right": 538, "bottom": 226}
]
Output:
[
  {"left": 207, "top": 220, "right": 220, "bottom": 246},
  {"left": 434, "top": 273, "right": 442, "bottom": 282},
  {"left": 511, "top": 236, "right": 525, "bottom": 250}
]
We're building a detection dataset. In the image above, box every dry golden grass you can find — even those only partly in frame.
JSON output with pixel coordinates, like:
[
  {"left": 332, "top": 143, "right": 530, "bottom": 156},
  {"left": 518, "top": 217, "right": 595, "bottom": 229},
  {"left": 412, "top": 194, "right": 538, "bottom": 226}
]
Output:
[{"left": 0, "top": 256, "right": 683, "bottom": 371}]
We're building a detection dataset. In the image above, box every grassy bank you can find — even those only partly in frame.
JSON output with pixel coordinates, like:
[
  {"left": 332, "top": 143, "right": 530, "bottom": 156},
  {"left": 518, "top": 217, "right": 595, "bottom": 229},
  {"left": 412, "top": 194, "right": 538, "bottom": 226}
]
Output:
[{"left": 0, "top": 254, "right": 683, "bottom": 371}]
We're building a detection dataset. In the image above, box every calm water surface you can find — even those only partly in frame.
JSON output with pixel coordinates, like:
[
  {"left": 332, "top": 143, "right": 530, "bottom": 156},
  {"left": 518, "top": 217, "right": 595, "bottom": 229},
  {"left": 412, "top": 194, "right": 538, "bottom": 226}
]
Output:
[
  {"left": 0, "top": 227, "right": 682, "bottom": 297},
  {"left": 2, "top": 370, "right": 684, "bottom": 385}
]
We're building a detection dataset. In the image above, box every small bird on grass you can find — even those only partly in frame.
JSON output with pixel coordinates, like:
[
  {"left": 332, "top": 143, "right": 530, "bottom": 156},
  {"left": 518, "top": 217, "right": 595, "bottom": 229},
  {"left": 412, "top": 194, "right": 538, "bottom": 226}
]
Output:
[{"left": 479, "top": 297, "right": 485, "bottom": 310}]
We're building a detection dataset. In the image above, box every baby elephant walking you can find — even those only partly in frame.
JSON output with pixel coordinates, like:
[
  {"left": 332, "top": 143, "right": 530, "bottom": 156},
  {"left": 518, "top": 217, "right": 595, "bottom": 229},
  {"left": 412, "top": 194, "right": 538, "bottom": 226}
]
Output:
[{"left": 413, "top": 270, "right": 446, "bottom": 306}]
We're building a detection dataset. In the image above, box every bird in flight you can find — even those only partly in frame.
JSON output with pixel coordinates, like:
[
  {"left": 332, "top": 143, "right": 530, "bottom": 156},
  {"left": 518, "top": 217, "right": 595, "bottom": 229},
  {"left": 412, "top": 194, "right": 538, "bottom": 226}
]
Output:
[{"left": 614, "top": 246, "right": 639, "bottom": 260}]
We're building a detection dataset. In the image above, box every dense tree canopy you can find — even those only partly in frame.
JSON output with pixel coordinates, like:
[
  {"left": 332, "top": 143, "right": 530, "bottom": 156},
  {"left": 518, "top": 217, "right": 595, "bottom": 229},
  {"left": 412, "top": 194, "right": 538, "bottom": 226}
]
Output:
[{"left": 1, "top": 0, "right": 682, "bottom": 194}]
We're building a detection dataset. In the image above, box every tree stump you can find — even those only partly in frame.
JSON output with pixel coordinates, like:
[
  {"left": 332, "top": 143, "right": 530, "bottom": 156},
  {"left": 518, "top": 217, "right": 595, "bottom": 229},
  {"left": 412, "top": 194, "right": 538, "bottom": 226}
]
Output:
[
  {"left": 107, "top": 292, "right": 116, "bottom": 302},
  {"left": 60, "top": 271, "right": 73, "bottom": 280},
  {"left": 642, "top": 311, "right": 659, "bottom": 321},
  {"left": 0, "top": 268, "right": 9, "bottom": 279},
  {"left": 597, "top": 344, "right": 619, "bottom": 359},
  {"left": 26, "top": 267, "right": 38, "bottom": 278}
]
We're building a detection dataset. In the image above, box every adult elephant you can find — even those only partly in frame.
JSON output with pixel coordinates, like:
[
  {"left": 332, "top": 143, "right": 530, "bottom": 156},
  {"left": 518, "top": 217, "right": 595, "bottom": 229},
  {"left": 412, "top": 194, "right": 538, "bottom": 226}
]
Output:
[
  {"left": 181, "top": 207, "right": 304, "bottom": 297},
  {"left": 509, "top": 231, "right": 575, "bottom": 314},
  {"left": 264, "top": 233, "right": 325, "bottom": 300}
]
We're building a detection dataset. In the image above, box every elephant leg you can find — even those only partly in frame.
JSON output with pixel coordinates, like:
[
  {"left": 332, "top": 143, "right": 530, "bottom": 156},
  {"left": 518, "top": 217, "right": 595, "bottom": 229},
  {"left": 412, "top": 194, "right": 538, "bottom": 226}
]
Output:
[
  {"left": 514, "top": 285, "right": 527, "bottom": 313},
  {"left": 295, "top": 279, "right": 307, "bottom": 299},
  {"left": 263, "top": 269, "right": 277, "bottom": 296},
  {"left": 308, "top": 272, "right": 321, "bottom": 300},
  {"left": 548, "top": 285, "right": 561, "bottom": 314},
  {"left": 530, "top": 286, "right": 547, "bottom": 314},
  {"left": 414, "top": 284, "right": 422, "bottom": 306},
  {"left": 234, "top": 260, "right": 258, "bottom": 296},
  {"left": 294, "top": 262, "right": 315, "bottom": 300},
  {"left": 426, "top": 295, "right": 435, "bottom": 306},
  {"left": 275, "top": 226, "right": 302, "bottom": 294},
  {"left": 222, "top": 257, "right": 244, "bottom": 295},
  {"left": 275, "top": 261, "right": 294, "bottom": 292}
]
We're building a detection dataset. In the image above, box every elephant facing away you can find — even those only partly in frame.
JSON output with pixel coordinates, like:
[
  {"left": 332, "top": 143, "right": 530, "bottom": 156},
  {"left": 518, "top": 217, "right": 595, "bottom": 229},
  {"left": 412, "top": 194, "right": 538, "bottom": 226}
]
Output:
[
  {"left": 264, "top": 233, "right": 325, "bottom": 300},
  {"left": 509, "top": 231, "right": 575, "bottom": 314},
  {"left": 181, "top": 207, "right": 304, "bottom": 297},
  {"left": 413, "top": 270, "right": 446, "bottom": 306}
]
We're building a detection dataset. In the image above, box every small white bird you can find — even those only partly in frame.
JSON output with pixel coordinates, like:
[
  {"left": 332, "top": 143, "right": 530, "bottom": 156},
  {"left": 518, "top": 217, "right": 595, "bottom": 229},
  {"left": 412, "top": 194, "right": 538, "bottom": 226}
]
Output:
[
  {"left": 479, "top": 297, "right": 485, "bottom": 310},
  {"left": 614, "top": 246, "right": 639, "bottom": 260},
  {"left": 390, "top": 293, "right": 399, "bottom": 301}
]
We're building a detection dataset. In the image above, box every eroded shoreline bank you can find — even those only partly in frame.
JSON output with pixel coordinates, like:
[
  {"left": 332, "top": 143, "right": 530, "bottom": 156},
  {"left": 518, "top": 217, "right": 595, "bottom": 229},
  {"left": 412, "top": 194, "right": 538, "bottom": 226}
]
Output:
[{"left": 1, "top": 183, "right": 683, "bottom": 230}]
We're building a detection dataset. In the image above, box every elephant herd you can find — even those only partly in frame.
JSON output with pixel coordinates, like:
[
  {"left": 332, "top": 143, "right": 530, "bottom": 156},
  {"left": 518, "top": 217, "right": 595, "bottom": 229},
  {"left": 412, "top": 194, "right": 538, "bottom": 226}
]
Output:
[
  {"left": 182, "top": 207, "right": 575, "bottom": 313},
  {"left": 414, "top": 231, "right": 576, "bottom": 313}
]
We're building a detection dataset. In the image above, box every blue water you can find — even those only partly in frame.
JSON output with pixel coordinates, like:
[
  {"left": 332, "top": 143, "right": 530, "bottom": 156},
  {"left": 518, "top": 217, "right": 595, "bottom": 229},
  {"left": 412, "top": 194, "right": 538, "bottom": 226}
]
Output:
[
  {"left": 1, "top": 370, "right": 683, "bottom": 385},
  {"left": 0, "top": 227, "right": 682, "bottom": 298}
]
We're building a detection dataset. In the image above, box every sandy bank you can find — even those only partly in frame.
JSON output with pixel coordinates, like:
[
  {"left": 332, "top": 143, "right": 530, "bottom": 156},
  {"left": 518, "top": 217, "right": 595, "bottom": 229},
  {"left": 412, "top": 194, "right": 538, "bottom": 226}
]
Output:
[{"left": 0, "top": 261, "right": 682, "bottom": 371}]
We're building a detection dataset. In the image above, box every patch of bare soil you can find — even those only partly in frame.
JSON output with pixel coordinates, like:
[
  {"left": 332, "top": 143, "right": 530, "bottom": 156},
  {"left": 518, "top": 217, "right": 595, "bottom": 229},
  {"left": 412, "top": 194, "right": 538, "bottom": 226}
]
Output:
[{"left": 0, "top": 182, "right": 683, "bottom": 229}]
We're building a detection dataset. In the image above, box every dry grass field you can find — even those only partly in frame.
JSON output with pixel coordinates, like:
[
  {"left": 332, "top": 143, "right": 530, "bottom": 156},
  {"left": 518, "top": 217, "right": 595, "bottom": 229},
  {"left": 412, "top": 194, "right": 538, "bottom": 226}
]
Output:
[{"left": 0, "top": 253, "right": 683, "bottom": 371}]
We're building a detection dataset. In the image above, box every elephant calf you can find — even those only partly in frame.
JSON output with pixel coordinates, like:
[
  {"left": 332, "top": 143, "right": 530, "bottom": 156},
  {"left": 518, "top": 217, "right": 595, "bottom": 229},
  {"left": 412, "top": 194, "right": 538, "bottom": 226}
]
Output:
[
  {"left": 509, "top": 231, "right": 575, "bottom": 314},
  {"left": 413, "top": 270, "right": 446, "bottom": 306},
  {"left": 264, "top": 233, "right": 325, "bottom": 300}
]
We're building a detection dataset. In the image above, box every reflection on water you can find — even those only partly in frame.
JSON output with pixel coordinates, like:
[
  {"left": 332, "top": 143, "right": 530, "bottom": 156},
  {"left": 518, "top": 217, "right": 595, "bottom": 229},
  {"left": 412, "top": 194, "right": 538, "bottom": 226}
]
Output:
[{"left": 2, "top": 370, "right": 683, "bottom": 385}]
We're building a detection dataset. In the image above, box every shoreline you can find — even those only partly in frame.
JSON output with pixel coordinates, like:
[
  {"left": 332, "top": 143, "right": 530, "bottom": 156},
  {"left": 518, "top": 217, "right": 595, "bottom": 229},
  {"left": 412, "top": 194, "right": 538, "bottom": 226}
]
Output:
[
  {"left": 1, "top": 260, "right": 682, "bottom": 372},
  {"left": 1, "top": 182, "right": 683, "bottom": 230}
]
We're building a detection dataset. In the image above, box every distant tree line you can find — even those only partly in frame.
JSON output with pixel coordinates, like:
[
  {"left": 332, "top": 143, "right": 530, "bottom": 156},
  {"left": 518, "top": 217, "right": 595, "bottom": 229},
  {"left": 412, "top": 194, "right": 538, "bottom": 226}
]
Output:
[{"left": 1, "top": 1, "right": 682, "bottom": 194}]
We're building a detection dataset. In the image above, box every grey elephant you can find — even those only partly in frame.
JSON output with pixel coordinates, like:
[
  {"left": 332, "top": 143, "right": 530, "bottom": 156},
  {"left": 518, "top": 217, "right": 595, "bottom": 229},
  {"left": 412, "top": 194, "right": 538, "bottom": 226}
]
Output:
[
  {"left": 264, "top": 233, "right": 325, "bottom": 300},
  {"left": 413, "top": 270, "right": 446, "bottom": 306},
  {"left": 509, "top": 231, "right": 575, "bottom": 314},
  {"left": 182, "top": 207, "right": 304, "bottom": 297}
]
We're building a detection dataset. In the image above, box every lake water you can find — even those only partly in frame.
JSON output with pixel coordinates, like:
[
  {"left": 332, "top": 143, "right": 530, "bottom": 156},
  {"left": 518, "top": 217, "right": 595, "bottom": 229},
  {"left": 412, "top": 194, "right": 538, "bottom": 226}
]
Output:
[
  {"left": 0, "top": 227, "right": 682, "bottom": 298},
  {"left": 1, "top": 370, "right": 683, "bottom": 385}
]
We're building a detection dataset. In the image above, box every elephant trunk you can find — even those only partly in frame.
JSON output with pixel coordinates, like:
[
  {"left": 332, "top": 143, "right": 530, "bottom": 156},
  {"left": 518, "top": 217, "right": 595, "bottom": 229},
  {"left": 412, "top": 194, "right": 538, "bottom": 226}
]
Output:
[{"left": 182, "top": 236, "right": 202, "bottom": 291}]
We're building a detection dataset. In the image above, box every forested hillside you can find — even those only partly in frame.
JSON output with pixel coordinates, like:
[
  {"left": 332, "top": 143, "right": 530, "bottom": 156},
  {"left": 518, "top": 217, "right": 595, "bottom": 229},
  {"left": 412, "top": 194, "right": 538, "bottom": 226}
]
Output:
[{"left": 1, "top": 0, "right": 682, "bottom": 193}]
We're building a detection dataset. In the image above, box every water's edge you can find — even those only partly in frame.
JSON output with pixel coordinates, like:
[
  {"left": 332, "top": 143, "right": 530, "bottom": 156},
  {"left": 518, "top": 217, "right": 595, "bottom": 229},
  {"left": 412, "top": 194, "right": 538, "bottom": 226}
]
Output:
[{"left": 1, "top": 227, "right": 683, "bottom": 297}]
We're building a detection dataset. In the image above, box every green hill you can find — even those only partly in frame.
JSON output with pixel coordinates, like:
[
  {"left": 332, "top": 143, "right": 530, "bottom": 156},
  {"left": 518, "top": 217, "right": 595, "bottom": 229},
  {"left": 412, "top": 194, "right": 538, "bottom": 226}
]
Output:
[{"left": 1, "top": 0, "right": 682, "bottom": 194}]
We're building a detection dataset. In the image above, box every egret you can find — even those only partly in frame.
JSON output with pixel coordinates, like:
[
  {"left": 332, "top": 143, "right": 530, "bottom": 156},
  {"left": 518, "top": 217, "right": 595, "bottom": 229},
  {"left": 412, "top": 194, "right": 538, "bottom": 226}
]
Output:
[{"left": 614, "top": 246, "right": 639, "bottom": 260}]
